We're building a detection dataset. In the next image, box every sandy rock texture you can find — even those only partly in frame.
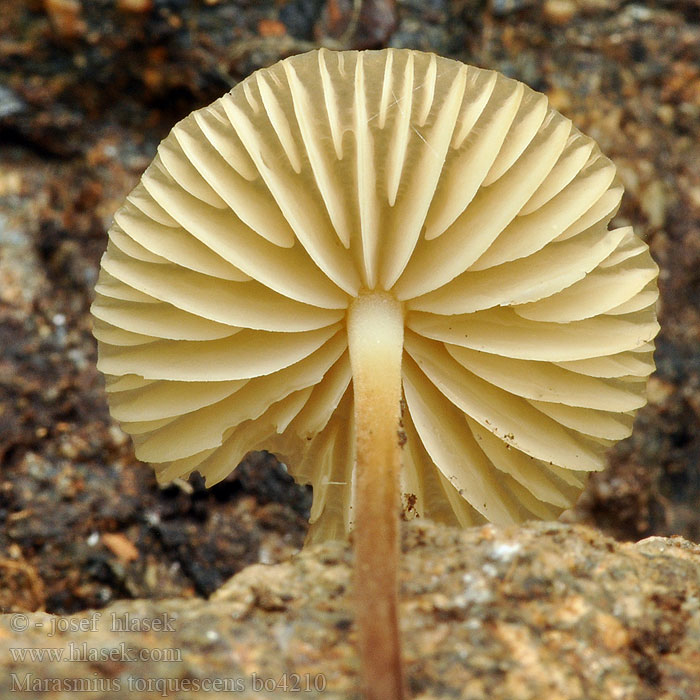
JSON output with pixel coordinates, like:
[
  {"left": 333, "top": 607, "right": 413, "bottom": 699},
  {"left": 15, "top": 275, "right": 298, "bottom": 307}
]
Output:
[{"left": 2, "top": 519, "right": 700, "bottom": 699}]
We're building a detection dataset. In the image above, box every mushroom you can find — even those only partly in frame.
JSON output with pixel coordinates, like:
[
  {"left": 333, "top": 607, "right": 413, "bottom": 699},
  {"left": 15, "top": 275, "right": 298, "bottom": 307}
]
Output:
[{"left": 92, "top": 49, "right": 659, "bottom": 700}]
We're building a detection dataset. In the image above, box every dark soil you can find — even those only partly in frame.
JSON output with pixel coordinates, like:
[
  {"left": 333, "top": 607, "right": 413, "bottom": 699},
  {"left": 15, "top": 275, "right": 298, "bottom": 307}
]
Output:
[{"left": 1, "top": 0, "right": 699, "bottom": 614}]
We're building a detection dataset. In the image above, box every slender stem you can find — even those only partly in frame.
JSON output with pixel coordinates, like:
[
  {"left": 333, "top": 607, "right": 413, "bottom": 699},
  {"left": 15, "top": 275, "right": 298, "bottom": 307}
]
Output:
[{"left": 347, "top": 291, "right": 406, "bottom": 700}]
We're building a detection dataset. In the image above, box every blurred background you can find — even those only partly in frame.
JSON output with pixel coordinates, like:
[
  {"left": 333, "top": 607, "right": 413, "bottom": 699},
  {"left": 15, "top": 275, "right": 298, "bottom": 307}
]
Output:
[{"left": 1, "top": 0, "right": 699, "bottom": 615}]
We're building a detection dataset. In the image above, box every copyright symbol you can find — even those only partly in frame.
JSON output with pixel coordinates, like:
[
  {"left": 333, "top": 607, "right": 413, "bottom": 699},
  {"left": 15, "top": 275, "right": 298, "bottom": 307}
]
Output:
[{"left": 10, "top": 614, "right": 29, "bottom": 632}]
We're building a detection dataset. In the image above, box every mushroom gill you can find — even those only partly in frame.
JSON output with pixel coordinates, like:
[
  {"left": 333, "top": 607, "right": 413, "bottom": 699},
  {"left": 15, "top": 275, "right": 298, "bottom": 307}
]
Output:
[{"left": 92, "top": 48, "right": 660, "bottom": 700}]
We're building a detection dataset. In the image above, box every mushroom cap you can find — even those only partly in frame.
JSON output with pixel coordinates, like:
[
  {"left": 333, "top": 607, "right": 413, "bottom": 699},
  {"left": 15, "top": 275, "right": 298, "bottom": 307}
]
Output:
[{"left": 92, "top": 49, "right": 659, "bottom": 542}]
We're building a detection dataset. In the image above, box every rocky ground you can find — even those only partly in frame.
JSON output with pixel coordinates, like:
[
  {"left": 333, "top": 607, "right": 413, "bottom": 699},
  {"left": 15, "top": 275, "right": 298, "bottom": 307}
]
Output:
[
  {"left": 2, "top": 519, "right": 700, "bottom": 699},
  {"left": 1, "top": 0, "right": 699, "bottom": 687}
]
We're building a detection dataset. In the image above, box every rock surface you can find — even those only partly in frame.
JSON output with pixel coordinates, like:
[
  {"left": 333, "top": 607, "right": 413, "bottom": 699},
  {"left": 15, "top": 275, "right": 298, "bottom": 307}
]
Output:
[{"left": 2, "top": 519, "right": 700, "bottom": 699}]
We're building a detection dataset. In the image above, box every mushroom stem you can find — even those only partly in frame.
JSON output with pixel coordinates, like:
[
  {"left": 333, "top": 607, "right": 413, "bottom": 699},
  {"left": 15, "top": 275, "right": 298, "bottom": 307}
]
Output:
[{"left": 347, "top": 291, "right": 406, "bottom": 700}]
